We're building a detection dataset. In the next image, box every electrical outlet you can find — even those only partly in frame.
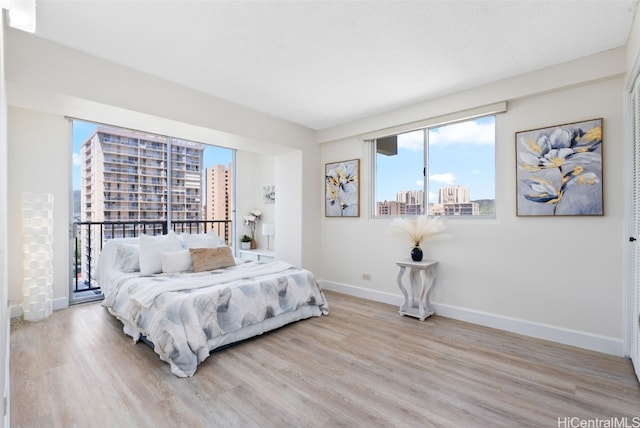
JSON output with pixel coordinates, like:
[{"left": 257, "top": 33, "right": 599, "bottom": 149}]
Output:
[{"left": 362, "top": 273, "right": 371, "bottom": 281}]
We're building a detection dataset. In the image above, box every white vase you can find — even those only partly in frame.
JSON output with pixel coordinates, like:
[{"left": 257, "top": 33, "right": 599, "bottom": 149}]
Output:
[{"left": 241, "top": 242, "right": 251, "bottom": 250}]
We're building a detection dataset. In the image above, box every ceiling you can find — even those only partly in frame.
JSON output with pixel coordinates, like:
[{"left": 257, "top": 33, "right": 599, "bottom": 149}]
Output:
[{"left": 32, "top": 0, "right": 639, "bottom": 130}]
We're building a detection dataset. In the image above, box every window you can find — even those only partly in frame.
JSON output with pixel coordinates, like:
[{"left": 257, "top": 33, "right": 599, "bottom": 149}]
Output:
[{"left": 373, "top": 115, "right": 495, "bottom": 217}]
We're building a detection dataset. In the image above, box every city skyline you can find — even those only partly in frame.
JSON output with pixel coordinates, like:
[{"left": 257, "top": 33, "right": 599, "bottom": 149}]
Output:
[
  {"left": 377, "top": 185, "right": 485, "bottom": 216},
  {"left": 375, "top": 116, "right": 495, "bottom": 204}
]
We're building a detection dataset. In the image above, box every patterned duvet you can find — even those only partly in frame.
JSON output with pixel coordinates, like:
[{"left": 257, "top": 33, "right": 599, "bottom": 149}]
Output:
[{"left": 103, "top": 260, "right": 329, "bottom": 377}]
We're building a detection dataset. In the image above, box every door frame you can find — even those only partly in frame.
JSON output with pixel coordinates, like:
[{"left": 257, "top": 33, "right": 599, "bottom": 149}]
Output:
[{"left": 624, "top": 58, "right": 640, "bottom": 381}]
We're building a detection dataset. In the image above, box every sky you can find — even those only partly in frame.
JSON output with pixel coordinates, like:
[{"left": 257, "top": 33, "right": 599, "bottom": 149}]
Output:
[
  {"left": 72, "top": 120, "right": 233, "bottom": 191},
  {"left": 72, "top": 116, "right": 495, "bottom": 205},
  {"left": 375, "top": 116, "right": 496, "bottom": 203}
]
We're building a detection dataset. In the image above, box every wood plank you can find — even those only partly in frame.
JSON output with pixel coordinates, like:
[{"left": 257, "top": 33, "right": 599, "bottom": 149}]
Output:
[{"left": 10, "top": 291, "right": 640, "bottom": 427}]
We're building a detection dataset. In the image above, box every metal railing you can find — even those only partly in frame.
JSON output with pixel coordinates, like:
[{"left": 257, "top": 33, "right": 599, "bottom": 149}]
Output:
[{"left": 72, "top": 219, "right": 232, "bottom": 293}]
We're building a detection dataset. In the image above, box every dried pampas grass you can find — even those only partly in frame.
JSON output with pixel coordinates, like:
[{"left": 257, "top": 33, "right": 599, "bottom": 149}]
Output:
[{"left": 388, "top": 216, "right": 451, "bottom": 247}]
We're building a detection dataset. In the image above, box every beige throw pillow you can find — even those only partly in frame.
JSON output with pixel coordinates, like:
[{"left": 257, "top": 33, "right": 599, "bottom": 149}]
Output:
[{"left": 189, "top": 247, "right": 235, "bottom": 272}]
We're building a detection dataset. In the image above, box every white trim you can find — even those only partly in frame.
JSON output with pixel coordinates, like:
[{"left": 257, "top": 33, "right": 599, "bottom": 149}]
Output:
[
  {"left": 624, "top": 79, "right": 635, "bottom": 360},
  {"left": 626, "top": 62, "right": 640, "bottom": 381},
  {"left": 9, "top": 302, "right": 19, "bottom": 319},
  {"left": 320, "top": 280, "right": 404, "bottom": 307},
  {"left": 9, "top": 297, "right": 68, "bottom": 319},
  {"left": 626, "top": 47, "right": 640, "bottom": 93},
  {"left": 360, "top": 101, "right": 507, "bottom": 141},
  {"left": 319, "top": 279, "right": 624, "bottom": 357},
  {"left": 4, "top": 306, "right": 9, "bottom": 428}
]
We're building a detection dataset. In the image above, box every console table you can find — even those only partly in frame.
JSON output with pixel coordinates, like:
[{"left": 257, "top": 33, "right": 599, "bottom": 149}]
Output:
[
  {"left": 395, "top": 259, "right": 438, "bottom": 321},
  {"left": 238, "top": 249, "right": 275, "bottom": 262}
]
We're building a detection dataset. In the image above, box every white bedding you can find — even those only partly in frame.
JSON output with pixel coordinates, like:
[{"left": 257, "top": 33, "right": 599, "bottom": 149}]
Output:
[
  {"left": 100, "top": 242, "right": 329, "bottom": 377},
  {"left": 129, "top": 260, "right": 296, "bottom": 308}
]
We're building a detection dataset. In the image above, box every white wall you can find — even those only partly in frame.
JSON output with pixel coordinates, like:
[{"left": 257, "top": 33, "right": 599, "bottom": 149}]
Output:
[
  {"left": 5, "top": 30, "right": 315, "bottom": 153},
  {"left": 7, "top": 108, "right": 70, "bottom": 309},
  {"left": 0, "top": 19, "right": 9, "bottom": 428},
  {"left": 319, "top": 53, "right": 626, "bottom": 356},
  {"left": 3, "top": 28, "right": 318, "bottom": 308},
  {"left": 274, "top": 151, "right": 303, "bottom": 267},
  {"left": 627, "top": 5, "right": 640, "bottom": 78},
  {"left": 238, "top": 147, "right": 321, "bottom": 271},
  {"left": 300, "top": 143, "right": 322, "bottom": 273},
  {"left": 235, "top": 151, "right": 276, "bottom": 250}
]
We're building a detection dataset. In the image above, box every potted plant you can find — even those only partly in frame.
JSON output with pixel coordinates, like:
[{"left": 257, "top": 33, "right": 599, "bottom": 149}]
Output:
[
  {"left": 243, "top": 209, "right": 262, "bottom": 249},
  {"left": 389, "top": 216, "right": 451, "bottom": 261},
  {"left": 240, "top": 235, "right": 252, "bottom": 250}
]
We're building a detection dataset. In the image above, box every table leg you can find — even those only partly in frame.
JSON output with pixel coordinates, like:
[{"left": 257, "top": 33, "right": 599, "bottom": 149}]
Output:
[
  {"left": 423, "top": 265, "right": 437, "bottom": 317},
  {"left": 409, "top": 268, "right": 421, "bottom": 312},
  {"left": 417, "top": 268, "right": 426, "bottom": 318},
  {"left": 396, "top": 265, "right": 408, "bottom": 313}
]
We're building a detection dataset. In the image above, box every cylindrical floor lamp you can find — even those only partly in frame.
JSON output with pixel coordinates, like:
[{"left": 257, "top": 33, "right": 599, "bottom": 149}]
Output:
[{"left": 22, "top": 192, "right": 54, "bottom": 322}]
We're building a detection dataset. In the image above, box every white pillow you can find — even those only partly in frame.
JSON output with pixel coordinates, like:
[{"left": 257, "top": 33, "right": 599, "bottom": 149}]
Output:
[
  {"left": 181, "top": 231, "right": 225, "bottom": 249},
  {"left": 115, "top": 244, "right": 140, "bottom": 273},
  {"left": 161, "top": 250, "right": 193, "bottom": 274},
  {"left": 95, "top": 237, "right": 140, "bottom": 289},
  {"left": 139, "top": 232, "right": 182, "bottom": 275}
]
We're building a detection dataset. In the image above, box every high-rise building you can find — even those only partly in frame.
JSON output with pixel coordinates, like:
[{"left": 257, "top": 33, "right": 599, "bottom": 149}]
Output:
[
  {"left": 407, "top": 190, "right": 424, "bottom": 206},
  {"left": 205, "top": 163, "right": 233, "bottom": 242},
  {"left": 79, "top": 127, "right": 204, "bottom": 279},
  {"left": 438, "top": 185, "right": 479, "bottom": 215},
  {"left": 377, "top": 200, "right": 406, "bottom": 216},
  {"left": 81, "top": 127, "right": 204, "bottom": 230},
  {"left": 405, "top": 203, "right": 423, "bottom": 215},
  {"left": 395, "top": 190, "right": 424, "bottom": 215},
  {"left": 439, "top": 186, "right": 470, "bottom": 204}
]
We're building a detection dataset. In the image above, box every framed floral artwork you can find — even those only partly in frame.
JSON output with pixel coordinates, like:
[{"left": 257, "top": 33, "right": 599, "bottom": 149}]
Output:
[
  {"left": 325, "top": 159, "right": 359, "bottom": 217},
  {"left": 515, "top": 118, "right": 603, "bottom": 216},
  {"left": 263, "top": 185, "right": 275, "bottom": 204}
]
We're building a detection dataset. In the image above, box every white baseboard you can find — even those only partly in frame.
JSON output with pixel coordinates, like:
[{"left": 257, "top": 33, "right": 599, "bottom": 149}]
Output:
[
  {"left": 320, "top": 280, "right": 405, "bottom": 307},
  {"left": 318, "top": 280, "right": 625, "bottom": 357},
  {"left": 9, "top": 297, "right": 68, "bottom": 319}
]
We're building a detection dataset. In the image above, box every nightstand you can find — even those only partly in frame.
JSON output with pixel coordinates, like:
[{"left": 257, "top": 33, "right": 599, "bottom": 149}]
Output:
[{"left": 238, "top": 249, "right": 275, "bottom": 262}]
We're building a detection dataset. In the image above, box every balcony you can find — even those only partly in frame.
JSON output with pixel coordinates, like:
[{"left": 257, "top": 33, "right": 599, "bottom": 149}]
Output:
[{"left": 72, "top": 219, "right": 233, "bottom": 297}]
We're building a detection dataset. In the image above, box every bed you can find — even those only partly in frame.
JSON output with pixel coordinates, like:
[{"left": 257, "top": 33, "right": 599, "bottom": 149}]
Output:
[{"left": 96, "top": 231, "right": 329, "bottom": 377}]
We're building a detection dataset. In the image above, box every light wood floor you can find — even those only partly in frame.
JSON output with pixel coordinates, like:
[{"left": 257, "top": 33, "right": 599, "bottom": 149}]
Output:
[{"left": 10, "top": 290, "right": 640, "bottom": 428}]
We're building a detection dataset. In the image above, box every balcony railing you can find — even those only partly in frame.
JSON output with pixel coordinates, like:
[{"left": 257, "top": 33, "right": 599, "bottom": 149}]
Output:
[{"left": 72, "top": 219, "right": 232, "bottom": 294}]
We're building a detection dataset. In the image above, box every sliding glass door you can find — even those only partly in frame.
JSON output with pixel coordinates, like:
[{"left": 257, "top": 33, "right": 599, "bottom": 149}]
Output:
[{"left": 70, "top": 120, "right": 234, "bottom": 303}]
